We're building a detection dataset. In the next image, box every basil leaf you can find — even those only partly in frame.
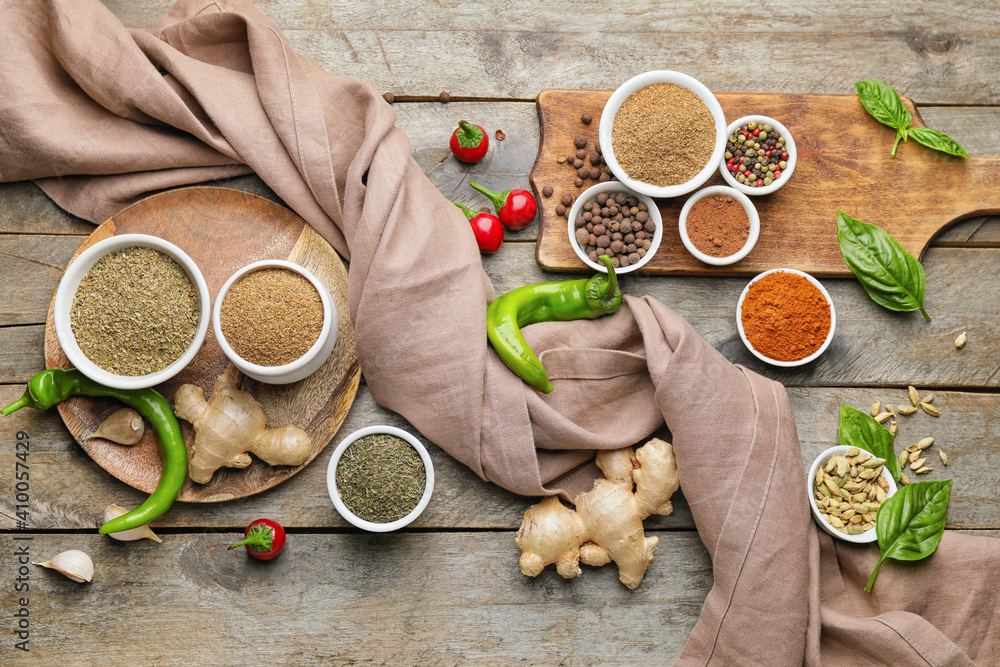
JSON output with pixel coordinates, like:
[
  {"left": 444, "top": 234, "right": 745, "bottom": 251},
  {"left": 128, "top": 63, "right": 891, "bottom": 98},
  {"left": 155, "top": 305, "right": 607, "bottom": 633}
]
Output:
[
  {"left": 837, "top": 211, "right": 930, "bottom": 321},
  {"left": 855, "top": 80, "right": 911, "bottom": 131},
  {"left": 838, "top": 404, "right": 900, "bottom": 483},
  {"left": 907, "top": 126, "right": 971, "bottom": 159},
  {"left": 865, "top": 479, "right": 952, "bottom": 591}
]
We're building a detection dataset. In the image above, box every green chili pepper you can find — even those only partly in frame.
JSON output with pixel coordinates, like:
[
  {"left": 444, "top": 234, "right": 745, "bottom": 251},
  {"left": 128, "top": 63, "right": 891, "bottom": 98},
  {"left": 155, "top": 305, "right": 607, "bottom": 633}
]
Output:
[
  {"left": 487, "top": 255, "right": 622, "bottom": 393},
  {"left": 2, "top": 368, "right": 187, "bottom": 534}
]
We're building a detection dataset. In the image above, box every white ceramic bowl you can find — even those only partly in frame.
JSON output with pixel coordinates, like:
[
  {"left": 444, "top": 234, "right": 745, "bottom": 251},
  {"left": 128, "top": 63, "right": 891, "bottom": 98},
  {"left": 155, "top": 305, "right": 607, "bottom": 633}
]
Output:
[
  {"left": 736, "top": 268, "right": 836, "bottom": 367},
  {"left": 719, "top": 115, "right": 797, "bottom": 196},
  {"left": 599, "top": 70, "right": 727, "bottom": 199},
  {"left": 327, "top": 425, "right": 435, "bottom": 532},
  {"left": 567, "top": 181, "right": 663, "bottom": 274},
  {"left": 214, "top": 260, "right": 337, "bottom": 385},
  {"left": 808, "top": 445, "right": 898, "bottom": 544},
  {"left": 678, "top": 186, "right": 760, "bottom": 266},
  {"left": 53, "top": 233, "right": 211, "bottom": 390}
]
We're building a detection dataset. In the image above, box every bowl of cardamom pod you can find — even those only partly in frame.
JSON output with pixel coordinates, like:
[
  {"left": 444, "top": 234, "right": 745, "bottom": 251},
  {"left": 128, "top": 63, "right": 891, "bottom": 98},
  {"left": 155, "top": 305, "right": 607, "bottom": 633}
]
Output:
[{"left": 808, "top": 445, "right": 897, "bottom": 544}]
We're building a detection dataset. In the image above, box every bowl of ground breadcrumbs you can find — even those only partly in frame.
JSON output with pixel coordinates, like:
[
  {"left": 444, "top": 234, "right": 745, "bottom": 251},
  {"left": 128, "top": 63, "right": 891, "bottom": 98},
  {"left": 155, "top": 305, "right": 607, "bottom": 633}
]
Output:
[
  {"left": 214, "top": 259, "right": 338, "bottom": 384},
  {"left": 599, "top": 70, "right": 728, "bottom": 199}
]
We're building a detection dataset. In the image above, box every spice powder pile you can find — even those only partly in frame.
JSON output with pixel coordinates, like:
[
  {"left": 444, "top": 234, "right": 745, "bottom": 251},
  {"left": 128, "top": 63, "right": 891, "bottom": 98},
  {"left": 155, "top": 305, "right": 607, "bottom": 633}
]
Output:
[
  {"left": 219, "top": 268, "right": 323, "bottom": 366},
  {"left": 686, "top": 195, "right": 749, "bottom": 258},
  {"left": 741, "top": 272, "right": 831, "bottom": 362},
  {"left": 71, "top": 247, "right": 200, "bottom": 376},
  {"left": 336, "top": 434, "right": 426, "bottom": 523},
  {"left": 611, "top": 83, "right": 716, "bottom": 187}
]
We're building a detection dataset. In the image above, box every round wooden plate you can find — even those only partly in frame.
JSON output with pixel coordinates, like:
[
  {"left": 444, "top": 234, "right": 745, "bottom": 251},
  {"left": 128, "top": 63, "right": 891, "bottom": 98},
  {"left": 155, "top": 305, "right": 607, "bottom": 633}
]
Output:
[{"left": 43, "top": 187, "right": 361, "bottom": 502}]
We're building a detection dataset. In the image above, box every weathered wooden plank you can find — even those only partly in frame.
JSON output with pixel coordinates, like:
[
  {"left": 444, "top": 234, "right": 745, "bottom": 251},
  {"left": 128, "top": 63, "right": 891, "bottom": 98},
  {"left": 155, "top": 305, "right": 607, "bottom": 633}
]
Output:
[
  {"left": 0, "top": 531, "right": 710, "bottom": 664},
  {"left": 3, "top": 242, "right": 998, "bottom": 387},
  {"left": 2, "top": 381, "right": 997, "bottom": 530},
  {"left": 0, "top": 235, "right": 84, "bottom": 326},
  {"left": 98, "top": 2, "right": 998, "bottom": 104}
]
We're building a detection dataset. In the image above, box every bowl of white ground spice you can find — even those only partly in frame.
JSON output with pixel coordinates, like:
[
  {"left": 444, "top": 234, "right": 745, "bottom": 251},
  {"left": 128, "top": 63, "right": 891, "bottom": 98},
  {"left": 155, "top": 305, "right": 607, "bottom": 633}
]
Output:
[
  {"left": 214, "top": 259, "right": 338, "bottom": 384},
  {"left": 599, "top": 71, "right": 728, "bottom": 199},
  {"left": 53, "top": 234, "right": 211, "bottom": 390}
]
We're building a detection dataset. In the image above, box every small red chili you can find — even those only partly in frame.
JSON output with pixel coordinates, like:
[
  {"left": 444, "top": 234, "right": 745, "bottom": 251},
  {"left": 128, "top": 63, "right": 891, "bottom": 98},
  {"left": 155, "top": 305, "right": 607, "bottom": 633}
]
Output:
[
  {"left": 454, "top": 202, "right": 503, "bottom": 253},
  {"left": 469, "top": 181, "right": 537, "bottom": 231},
  {"left": 449, "top": 120, "right": 489, "bottom": 163},
  {"left": 228, "top": 518, "right": 286, "bottom": 560}
]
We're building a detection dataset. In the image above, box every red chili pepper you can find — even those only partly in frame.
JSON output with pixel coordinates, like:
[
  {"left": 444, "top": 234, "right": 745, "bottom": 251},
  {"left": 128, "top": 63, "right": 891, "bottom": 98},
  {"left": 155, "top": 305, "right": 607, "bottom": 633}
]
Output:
[
  {"left": 450, "top": 120, "right": 489, "bottom": 163},
  {"left": 228, "top": 518, "right": 286, "bottom": 560},
  {"left": 454, "top": 202, "right": 503, "bottom": 253},
  {"left": 469, "top": 181, "right": 537, "bottom": 231}
]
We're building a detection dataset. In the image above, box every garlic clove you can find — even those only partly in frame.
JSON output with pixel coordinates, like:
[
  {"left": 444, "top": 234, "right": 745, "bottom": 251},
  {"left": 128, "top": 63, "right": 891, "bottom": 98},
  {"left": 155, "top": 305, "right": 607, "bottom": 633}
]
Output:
[
  {"left": 91, "top": 408, "right": 145, "bottom": 445},
  {"left": 32, "top": 550, "right": 94, "bottom": 583},
  {"left": 102, "top": 504, "right": 162, "bottom": 543}
]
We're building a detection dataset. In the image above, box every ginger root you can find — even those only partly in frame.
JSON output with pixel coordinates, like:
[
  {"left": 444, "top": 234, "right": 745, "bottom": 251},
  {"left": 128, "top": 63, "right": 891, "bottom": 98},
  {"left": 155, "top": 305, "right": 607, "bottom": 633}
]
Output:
[
  {"left": 515, "top": 438, "right": 679, "bottom": 590},
  {"left": 174, "top": 372, "right": 313, "bottom": 484}
]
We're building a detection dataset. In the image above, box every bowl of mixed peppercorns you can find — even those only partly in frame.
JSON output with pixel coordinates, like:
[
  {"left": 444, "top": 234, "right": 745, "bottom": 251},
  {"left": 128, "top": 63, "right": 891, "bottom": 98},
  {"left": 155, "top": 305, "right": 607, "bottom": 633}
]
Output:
[{"left": 719, "top": 115, "right": 797, "bottom": 195}]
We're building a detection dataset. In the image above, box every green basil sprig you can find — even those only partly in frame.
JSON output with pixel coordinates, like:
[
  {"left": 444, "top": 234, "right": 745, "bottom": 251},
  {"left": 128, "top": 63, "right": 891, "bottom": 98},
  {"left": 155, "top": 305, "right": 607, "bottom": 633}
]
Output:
[
  {"left": 838, "top": 404, "right": 901, "bottom": 483},
  {"left": 837, "top": 211, "right": 930, "bottom": 321},
  {"left": 855, "top": 80, "right": 969, "bottom": 158},
  {"left": 865, "top": 479, "right": 952, "bottom": 591}
]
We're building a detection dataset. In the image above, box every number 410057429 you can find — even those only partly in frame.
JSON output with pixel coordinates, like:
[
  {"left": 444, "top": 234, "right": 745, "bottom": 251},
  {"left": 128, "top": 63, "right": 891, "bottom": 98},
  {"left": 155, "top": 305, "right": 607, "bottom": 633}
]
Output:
[{"left": 14, "top": 431, "right": 30, "bottom": 529}]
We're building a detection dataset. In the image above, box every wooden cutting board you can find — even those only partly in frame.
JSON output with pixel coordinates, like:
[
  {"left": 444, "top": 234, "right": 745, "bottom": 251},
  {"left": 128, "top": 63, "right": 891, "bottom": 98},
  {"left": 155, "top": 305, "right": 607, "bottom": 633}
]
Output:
[
  {"left": 44, "top": 187, "right": 361, "bottom": 502},
  {"left": 531, "top": 90, "right": 1000, "bottom": 276}
]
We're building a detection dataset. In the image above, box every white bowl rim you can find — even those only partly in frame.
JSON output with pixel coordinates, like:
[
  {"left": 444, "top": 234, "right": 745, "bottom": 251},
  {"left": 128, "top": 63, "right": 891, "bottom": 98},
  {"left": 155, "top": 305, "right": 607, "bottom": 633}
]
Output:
[
  {"left": 599, "top": 70, "right": 728, "bottom": 199},
  {"left": 326, "top": 425, "right": 435, "bottom": 532},
  {"left": 718, "top": 114, "right": 798, "bottom": 196},
  {"left": 736, "top": 268, "right": 836, "bottom": 367},
  {"left": 53, "top": 233, "right": 211, "bottom": 390},
  {"left": 212, "top": 259, "right": 335, "bottom": 378},
  {"left": 566, "top": 181, "right": 663, "bottom": 274},
  {"left": 678, "top": 185, "right": 760, "bottom": 266},
  {"left": 807, "top": 444, "right": 898, "bottom": 544}
]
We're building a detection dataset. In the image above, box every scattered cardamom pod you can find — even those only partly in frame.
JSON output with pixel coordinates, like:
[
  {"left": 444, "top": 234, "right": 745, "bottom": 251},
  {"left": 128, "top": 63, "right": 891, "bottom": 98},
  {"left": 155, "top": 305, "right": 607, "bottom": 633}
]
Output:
[
  {"left": 870, "top": 400, "right": 881, "bottom": 417},
  {"left": 888, "top": 420, "right": 898, "bottom": 436},
  {"left": 896, "top": 404, "right": 917, "bottom": 416},
  {"left": 908, "top": 386, "right": 921, "bottom": 407},
  {"left": 898, "top": 450, "right": 909, "bottom": 467},
  {"left": 874, "top": 411, "right": 892, "bottom": 424},
  {"left": 923, "top": 392, "right": 935, "bottom": 404},
  {"left": 939, "top": 450, "right": 949, "bottom": 466},
  {"left": 900, "top": 472, "right": 911, "bottom": 485},
  {"left": 909, "top": 458, "right": 927, "bottom": 470},
  {"left": 920, "top": 402, "right": 940, "bottom": 417},
  {"left": 915, "top": 466, "right": 933, "bottom": 474},
  {"left": 955, "top": 332, "right": 967, "bottom": 349},
  {"left": 909, "top": 450, "right": 921, "bottom": 463}
]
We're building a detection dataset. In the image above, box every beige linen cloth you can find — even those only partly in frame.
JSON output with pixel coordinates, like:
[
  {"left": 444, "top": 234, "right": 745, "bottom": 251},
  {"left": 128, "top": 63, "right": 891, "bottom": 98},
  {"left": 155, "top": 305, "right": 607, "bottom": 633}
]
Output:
[{"left": 2, "top": 1, "right": 998, "bottom": 663}]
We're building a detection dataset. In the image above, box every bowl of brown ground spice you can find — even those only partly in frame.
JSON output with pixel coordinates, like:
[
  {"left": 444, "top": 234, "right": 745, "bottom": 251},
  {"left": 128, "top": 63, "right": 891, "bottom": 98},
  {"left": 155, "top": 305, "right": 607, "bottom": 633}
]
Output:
[
  {"left": 678, "top": 186, "right": 759, "bottom": 266},
  {"left": 54, "top": 233, "right": 211, "bottom": 390},
  {"left": 599, "top": 70, "right": 727, "bottom": 199},
  {"left": 214, "top": 259, "right": 338, "bottom": 384},
  {"left": 736, "top": 268, "right": 836, "bottom": 367}
]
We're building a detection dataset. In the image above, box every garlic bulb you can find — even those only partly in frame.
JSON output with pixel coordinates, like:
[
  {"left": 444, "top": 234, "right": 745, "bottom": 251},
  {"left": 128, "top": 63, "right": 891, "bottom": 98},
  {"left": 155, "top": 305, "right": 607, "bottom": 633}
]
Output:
[
  {"left": 32, "top": 550, "right": 94, "bottom": 583},
  {"left": 91, "top": 408, "right": 145, "bottom": 445},
  {"left": 103, "top": 504, "right": 162, "bottom": 543}
]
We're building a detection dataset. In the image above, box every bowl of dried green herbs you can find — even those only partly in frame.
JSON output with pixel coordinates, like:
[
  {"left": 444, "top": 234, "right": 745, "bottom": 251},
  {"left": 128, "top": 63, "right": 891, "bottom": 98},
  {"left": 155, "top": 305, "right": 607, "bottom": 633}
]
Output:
[
  {"left": 327, "top": 425, "right": 435, "bottom": 532},
  {"left": 53, "top": 233, "right": 210, "bottom": 390}
]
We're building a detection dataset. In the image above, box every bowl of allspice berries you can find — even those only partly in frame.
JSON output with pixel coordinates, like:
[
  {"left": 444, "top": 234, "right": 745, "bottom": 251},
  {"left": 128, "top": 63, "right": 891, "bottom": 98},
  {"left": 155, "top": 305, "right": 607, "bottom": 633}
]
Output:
[{"left": 567, "top": 181, "right": 663, "bottom": 273}]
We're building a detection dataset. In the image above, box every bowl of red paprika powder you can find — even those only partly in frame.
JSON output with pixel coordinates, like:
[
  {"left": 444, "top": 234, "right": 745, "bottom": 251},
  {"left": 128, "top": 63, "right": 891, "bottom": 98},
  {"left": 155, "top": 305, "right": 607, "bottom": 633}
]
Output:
[{"left": 736, "top": 268, "right": 835, "bottom": 367}]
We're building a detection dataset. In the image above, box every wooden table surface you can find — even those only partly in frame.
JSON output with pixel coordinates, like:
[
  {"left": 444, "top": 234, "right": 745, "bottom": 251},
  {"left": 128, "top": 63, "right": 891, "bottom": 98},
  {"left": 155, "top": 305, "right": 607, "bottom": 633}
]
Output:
[{"left": 2, "top": 2, "right": 999, "bottom": 664}]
